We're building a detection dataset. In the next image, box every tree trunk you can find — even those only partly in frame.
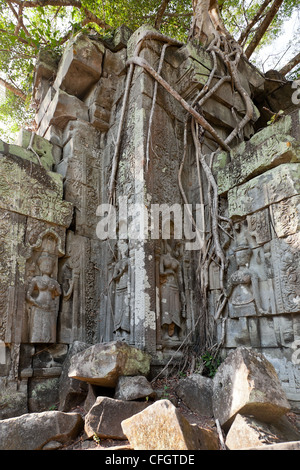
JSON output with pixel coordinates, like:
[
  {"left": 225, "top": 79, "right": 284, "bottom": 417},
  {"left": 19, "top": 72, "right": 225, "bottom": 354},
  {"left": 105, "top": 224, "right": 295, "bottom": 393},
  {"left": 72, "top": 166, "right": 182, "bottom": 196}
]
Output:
[
  {"left": 189, "top": 0, "right": 230, "bottom": 45},
  {"left": 154, "top": 0, "right": 171, "bottom": 29},
  {"left": 244, "top": 0, "right": 284, "bottom": 59},
  {"left": 237, "top": 0, "right": 273, "bottom": 46},
  {"left": 279, "top": 52, "right": 300, "bottom": 77},
  {"left": 0, "top": 78, "right": 26, "bottom": 101}
]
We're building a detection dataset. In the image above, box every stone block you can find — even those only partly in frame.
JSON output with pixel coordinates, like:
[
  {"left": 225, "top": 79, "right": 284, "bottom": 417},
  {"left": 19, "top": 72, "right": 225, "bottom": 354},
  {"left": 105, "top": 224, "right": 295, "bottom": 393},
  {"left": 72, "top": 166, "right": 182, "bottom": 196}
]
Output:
[
  {"left": 32, "top": 49, "right": 60, "bottom": 98},
  {"left": 175, "top": 374, "right": 213, "bottom": 416},
  {"left": 271, "top": 235, "right": 300, "bottom": 314},
  {"left": 0, "top": 411, "right": 83, "bottom": 450},
  {"left": 84, "top": 77, "right": 116, "bottom": 109},
  {"left": 58, "top": 341, "right": 90, "bottom": 412},
  {"left": 114, "top": 375, "right": 156, "bottom": 401},
  {"left": 53, "top": 33, "right": 105, "bottom": 99},
  {"left": 0, "top": 382, "right": 28, "bottom": 420},
  {"left": 35, "top": 86, "right": 56, "bottom": 126},
  {"left": 103, "top": 47, "right": 127, "bottom": 76},
  {"left": 202, "top": 97, "right": 239, "bottom": 130},
  {"left": 38, "top": 89, "right": 89, "bottom": 136},
  {"left": 68, "top": 341, "right": 151, "bottom": 387},
  {"left": 6, "top": 143, "right": 49, "bottom": 170},
  {"left": 217, "top": 135, "right": 300, "bottom": 195},
  {"left": 84, "top": 396, "right": 149, "bottom": 439},
  {"left": 225, "top": 414, "right": 300, "bottom": 450},
  {"left": 15, "top": 128, "right": 56, "bottom": 170},
  {"left": 126, "top": 25, "right": 158, "bottom": 59},
  {"left": 270, "top": 195, "right": 300, "bottom": 238},
  {"left": 243, "top": 441, "right": 300, "bottom": 450},
  {"left": 110, "top": 25, "right": 133, "bottom": 51},
  {"left": 44, "top": 125, "right": 63, "bottom": 147},
  {"left": 121, "top": 399, "right": 219, "bottom": 450},
  {"left": 28, "top": 377, "right": 60, "bottom": 412},
  {"left": 89, "top": 103, "right": 111, "bottom": 132},
  {"left": 212, "top": 347, "right": 290, "bottom": 430},
  {"left": 0, "top": 154, "right": 73, "bottom": 228},
  {"left": 62, "top": 118, "right": 101, "bottom": 149},
  {"left": 254, "top": 115, "right": 294, "bottom": 145},
  {"left": 228, "top": 163, "right": 300, "bottom": 219},
  {"left": 221, "top": 318, "right": 251, "bottom": 348}
]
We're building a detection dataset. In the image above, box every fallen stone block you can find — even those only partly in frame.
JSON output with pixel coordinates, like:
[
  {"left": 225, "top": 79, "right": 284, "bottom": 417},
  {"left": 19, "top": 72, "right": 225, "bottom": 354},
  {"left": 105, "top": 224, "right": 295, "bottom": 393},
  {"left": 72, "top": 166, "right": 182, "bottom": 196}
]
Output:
[
  {"left": 58, "top": 341, "right": 90, "bottom": 412},
  {"left": 225, "top": 413, "right": 300, "bottom": 450},
  {"left": 114, "top": 375, "right": 156, "bottom": 401},
  {"left": 242, "top": 440, "right": 300, "bottom": 450},
  {"left": 0, "top": 411, "right": 83, "bottom": 450},
  {"left": 121, "top": 399, "right": 219, "bottom": 450},
  {"left": 84, "top": 396, "right": 150, "bottom": 440},
  {"left": 175, "top": 374, "right": 213, "bottom": 417},
  {"left": 0, "top": 381, "right": 28, "bottom": 420},
  {"left": 212, "top": 347, "right": 290, "bottom": 430},
  {"left": 68, "top": 341, "right": 151, "bottom": 387}
]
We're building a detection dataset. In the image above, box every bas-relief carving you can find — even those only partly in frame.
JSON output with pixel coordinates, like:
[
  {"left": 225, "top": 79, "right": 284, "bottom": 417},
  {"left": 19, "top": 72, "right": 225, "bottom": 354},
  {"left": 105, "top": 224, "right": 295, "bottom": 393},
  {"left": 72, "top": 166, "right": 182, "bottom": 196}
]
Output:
[
  {"left": 27, "top": 253, "right": 61, "bottom": 343},
  {"left": 217, "top": 182, "right": 300, "bottom": 405},
  {"left": 272, "top": 234, "right": 300, "bottom": 314},
  {"left": 25, "top": 230, "right": 64, "bottom": 344},
  {"left": 219, "top": 314, "right": 300, "bottom": 349},
  {"left": 111, "top": 240, "right": 130, "bottom": 341},
  {"left": 225, "top": 244, "right": 268, "bottom": 318},
  {"left": 98, "top": 238, "right": 132, "bottom": 345},
  {"left": 159, "top": 240, "right": 186, "bottom": 347},
  {"left": 58, "top": 232, "right": 86, "bottom": 343}
]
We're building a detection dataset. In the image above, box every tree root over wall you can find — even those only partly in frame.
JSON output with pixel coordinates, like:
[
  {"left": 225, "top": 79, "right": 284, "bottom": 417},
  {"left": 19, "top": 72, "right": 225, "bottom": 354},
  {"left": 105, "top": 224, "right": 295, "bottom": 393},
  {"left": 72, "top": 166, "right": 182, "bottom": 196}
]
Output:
[{"left": 108, "top": 30, "right": 254, "bottom": 375}]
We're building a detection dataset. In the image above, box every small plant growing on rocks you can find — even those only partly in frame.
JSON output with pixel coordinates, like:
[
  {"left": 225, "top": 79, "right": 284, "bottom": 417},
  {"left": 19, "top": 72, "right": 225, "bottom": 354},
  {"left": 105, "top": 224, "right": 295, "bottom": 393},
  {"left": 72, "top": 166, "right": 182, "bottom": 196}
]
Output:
[
  {"left": 92, "top": 433, "right": 101, "bottom": 446},
  {"left": 201, "top": 352, "right": 221, "bottom": 378}
]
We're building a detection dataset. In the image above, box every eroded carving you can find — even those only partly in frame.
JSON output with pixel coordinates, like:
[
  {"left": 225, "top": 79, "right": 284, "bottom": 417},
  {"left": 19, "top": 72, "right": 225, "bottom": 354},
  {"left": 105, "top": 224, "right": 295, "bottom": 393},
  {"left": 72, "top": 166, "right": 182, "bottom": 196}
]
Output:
[
  {"left": 25, "top": 231, "right": 63, "bottom": 344},
  {"left": 160, "top": 241, "right": 185, "bottom": 343},
  {"left": 111, "top": 240, "right": 130, "bottom": 341},
  {"left": 226, "top": 244, "right": 268, "bottom": 318},
  {"left": 27, "top": 252, "right": 61, "bottom": 343}
]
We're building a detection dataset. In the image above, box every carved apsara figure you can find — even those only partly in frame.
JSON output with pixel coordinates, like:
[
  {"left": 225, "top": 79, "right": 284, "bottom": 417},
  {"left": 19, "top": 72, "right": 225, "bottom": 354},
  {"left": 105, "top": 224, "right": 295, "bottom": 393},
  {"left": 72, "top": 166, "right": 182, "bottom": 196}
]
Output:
[
  {"left": 226, "top": 244, "right": 267, "bottom": 317},
  {"left": 27, "top": 252, "right": 61, "bottom": 343},
  {"left": 160, "top": 241, "right": 184, "bottom": 341},
  {"left": 111, "top": 241, "right": 130, "bottom": 340}
]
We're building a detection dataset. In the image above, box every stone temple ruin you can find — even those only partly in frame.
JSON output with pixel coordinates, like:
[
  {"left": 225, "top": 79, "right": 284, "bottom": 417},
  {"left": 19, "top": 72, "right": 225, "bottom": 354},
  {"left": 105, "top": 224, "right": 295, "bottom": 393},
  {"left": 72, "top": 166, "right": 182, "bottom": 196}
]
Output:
[{"left": 0, "top": 25, "right": 299, "bottom": 419}]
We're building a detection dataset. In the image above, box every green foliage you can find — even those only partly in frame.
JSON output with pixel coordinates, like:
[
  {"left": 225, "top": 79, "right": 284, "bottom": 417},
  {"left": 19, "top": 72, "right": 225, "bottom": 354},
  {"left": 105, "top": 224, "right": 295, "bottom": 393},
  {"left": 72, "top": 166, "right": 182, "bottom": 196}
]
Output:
[
  {"left": 267, "top": 109, "right": 284, "bottom": 125},
  {"left": 0, "top": 0, "right": 299, "bottom": 140},
  {"left": 92, "top": 433, "right": 101, "bottom": 445},
  {"left": 201, "top": 351, "right": 221, "bottom": 378},
  {"left": 0, "top": 89, "right": 34, "bottom": 142},
  {"left": 161, "top": 384, "right": 170, "bottom": 399}
]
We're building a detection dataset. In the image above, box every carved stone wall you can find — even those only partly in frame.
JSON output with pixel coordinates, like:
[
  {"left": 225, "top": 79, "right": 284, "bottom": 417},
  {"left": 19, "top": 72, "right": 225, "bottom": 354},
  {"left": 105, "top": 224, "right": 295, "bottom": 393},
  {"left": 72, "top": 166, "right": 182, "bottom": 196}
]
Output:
[
  {"left": 1, "top": 25, "right": 299, "bottom": 416},
  {"left": 213, "top": 110, "right": 300, "bottom": 410},
  {"left": 0, "top": 135, "right": 73, "bottom": 416}
]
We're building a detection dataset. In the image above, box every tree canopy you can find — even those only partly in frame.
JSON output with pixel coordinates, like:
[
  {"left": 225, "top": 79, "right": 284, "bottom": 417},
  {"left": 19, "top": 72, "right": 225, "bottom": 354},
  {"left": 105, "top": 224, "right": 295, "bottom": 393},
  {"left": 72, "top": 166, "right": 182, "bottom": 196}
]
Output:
[{"left": 0, "top": 0, "right": 299, "bottom": 141}]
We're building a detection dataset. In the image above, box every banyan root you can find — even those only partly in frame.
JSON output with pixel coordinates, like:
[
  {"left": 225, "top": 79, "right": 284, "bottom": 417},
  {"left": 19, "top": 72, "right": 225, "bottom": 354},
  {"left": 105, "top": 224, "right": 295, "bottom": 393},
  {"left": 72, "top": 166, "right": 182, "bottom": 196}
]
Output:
[{"left": 108, "top": 30, "right": 255, "bottom": 357}]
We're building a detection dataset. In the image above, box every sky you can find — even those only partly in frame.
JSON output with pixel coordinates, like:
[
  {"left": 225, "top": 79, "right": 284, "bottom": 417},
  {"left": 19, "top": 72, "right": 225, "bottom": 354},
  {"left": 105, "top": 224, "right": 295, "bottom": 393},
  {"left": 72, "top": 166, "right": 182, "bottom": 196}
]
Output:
[{"left": 252, "top": 10, "right": 299, "bottom": 73}]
